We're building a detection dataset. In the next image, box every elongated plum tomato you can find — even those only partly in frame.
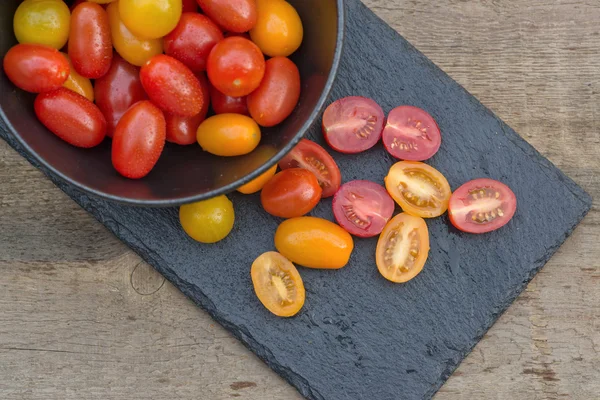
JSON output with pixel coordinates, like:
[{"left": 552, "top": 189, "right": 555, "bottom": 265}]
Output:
[
  {"left": 3, "top": 44, "right": 69, "bottom": 93},
  {"left": 163, "top": 13, "right": 223, "bottom": 73},
  {"left": 13, "top": 0, "right": 70, "bottom": 49},
  {"left": 385, "top": 161, "right": 451, "bottom": 218},
  {"left": 106, "top": 2, "right": 163, "bottom": 67},
  {"left": 179, "top": 195, "right": 235, "bottom": 243},
  {"left": 68, "top": 2, "right": 112, "bottom": 79},
  {"left": 237, "top": 164, "right": 278, "bottom": 194},
  {"left": 166, "top": 73, "right": 210, "bottom": 145},
  {"left": 449, "top": 178, "right": 517, "bottom": 234},
  {"left": 261, "top": 168, "right": 322, "bottom": 218},
  {"left": 112, "top": 101, "right": 166, "bottom": 179},
  {"left": 197, "top": 114, "right": 260, "bottom": 156},
  {"left": 34, "top": 88, "right": 106, "bottom": 148},
  {"left": 247, "top": 56, "right": 301, "bottom": 127},
  {"left": 94, "top": 53, "right": 147, "bottom": 138},
  {"left": 275, "top": 217, "right": 354, "bottom": 270},
  {"left": 119, "top": 0, "right": 182, "bottom": 39},
  {"left": 210, "top": 84, "right": 248, "bottom": 115},
  {"left": 61, "top": 53, "right": 94, "bottom": 102},
  {"left": 207, "top": 37, "right": 266, "bottom": 97},
  {"left": 376, "top": 213, "right": 429, "bottom": 283},
  {"left": 332, "top": 180, "right": 395, "bottom": 238},
  {"left": 251, "top": 252, "right": 305, "bottom": 317},
  {"left": 322, "top": 96, "right": 385, "bottom": 154},
  {"left": 140, "top": 55, "right": 205, "bottom": 117},
  {"left": 250, "top": 0, "right": 303, "bottom": 57},
  {"left": 278, "top": 139, "right": 341, "bottom": 198},
  {"left": 383, "top": 106, "right": 441, "bottom": 161},
  {"left": 196, "top": 0, "right": 257, "bottom": 33}
]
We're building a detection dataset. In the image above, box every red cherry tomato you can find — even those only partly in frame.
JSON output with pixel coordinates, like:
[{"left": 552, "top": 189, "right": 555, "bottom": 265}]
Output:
[
  {"left": 34, "top": 88, "right": 107, "bottom": 148},
  {"left": 279, "top": 139, "right": 341, "bottom": 198},
  {"left": 382, "top": 106, "right": 441, "bottom": 161},
  {"left": 196, "top": 0, "right": 257, "bottom": 33},
  {"left": 332, "top": 180, "right": 395, "bottom": 238},
  {"left": 182, "top": 0, "right": 198, "bottom": 12},
  {"left": 140, "top": 55, "right": 205, "bottom": 117},
  {"left": 322, "top": 96, "right": 384, "bottom": 154},
  {"left": 449, "top": 178, "right": 517, "bottom": 234},
  {"left": 68, "top": 2, "right": 112, "bottom": 79},
  {"left": 207, "top": 37, "right": 265, "bottom": 97},
  {"left": 163, "top": 13, "right": 223, "bottom": 73},
  {"left": 94, "top": 53, "right": 147, "bottom": 138},
  {"left": 2, "top": 44, "right": 69, "bottom": 93},
  {"left": 261, "top": 168, "right": 322, "bottom": 218},
  {"left": 166, "top": 73, "right": 210, "bottom": 145},
  {"left": 210, "top": 84, "right": 248, "bottom": 115},
  {"left": 247, "top": 56, "right": 300, "bottom": 127},
  {"left": 112, "top": 101, "right": 166, "bottom": 179}
]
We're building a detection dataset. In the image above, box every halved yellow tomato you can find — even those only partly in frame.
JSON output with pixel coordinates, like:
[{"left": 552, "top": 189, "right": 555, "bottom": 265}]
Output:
[
  {"left": 376, "top": 213, "right": 429, "bottom": 283},
  {"left": 385, "top": 161, "right": 451, "bottom": 218},
  {"left": 251, "top": 251, "right": 305, "bottom": 317}
]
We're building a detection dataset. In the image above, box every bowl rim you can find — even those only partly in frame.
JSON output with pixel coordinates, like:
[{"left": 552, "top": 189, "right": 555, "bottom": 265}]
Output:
[{"left": 0, "top": 0, "right": 346, "bottom": 208}]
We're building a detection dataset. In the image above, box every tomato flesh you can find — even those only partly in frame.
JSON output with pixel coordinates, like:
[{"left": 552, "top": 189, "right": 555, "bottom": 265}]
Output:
[
  {"left": 383, "top": 106, "right": 441, "bottom": 161},
  {"left": 332, "top": 180, "right": 395, "bottom": 238},
  {"left": 261, "top": 168, "right": 322, "bottom": 218},
  {"left": 322, "top": 96, "right": 384, "bottom": 154},
  {"left": 449, "top": 178, "right": 517, "bottom": 233}
]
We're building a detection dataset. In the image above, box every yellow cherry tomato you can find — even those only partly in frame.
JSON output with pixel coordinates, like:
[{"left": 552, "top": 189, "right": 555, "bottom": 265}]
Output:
[
  {"left": 107, "top": 2, "right": 163, "bottom": 67},
  {"left": 250, "top": 0, "right": 303, "bottom": 57},
  {"left": 61, "top": 53, "right": 94, "bottom": 102},
  {"left": 197, "top": 114, "right": 261, "bottom": 157},
  {"left": 119, "top": 0, "right": 182, "bottom": 39},
  {"left": 179, "top": 195, "right": 235, "bottom": 244},
  {"left": 237, "top": 164, "right": 278, "bottom": 194},
  {"left": 274, "top": 217, "right": 354, "bottom": 269},
  {"left": 13, "top": 0, "right": 71, "bottom": 49}
]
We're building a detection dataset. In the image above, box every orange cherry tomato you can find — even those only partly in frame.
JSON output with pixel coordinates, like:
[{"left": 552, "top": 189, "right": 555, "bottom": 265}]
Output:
[
  {"left": 385, "top": 161, "right": 451, "bottom": 218},
  {"left": 237, "top": 164, "right": 278, "bottom": 194},
  {"left": 196, "top": 114, "right": 261, "bottom": 156},
  {"left": 261, "top": 168, "right": 322, "bottom": 218},
  {"left": 250, "top": 0, "right": 303, "bottom": 57},
  {"left": 197, "top": 0, "right": 257, "bottom": 33},
  {"left": 3, "top": 44, "right": 69, "bottom": 93},
  {"left": 251, "top": 251, "right": 305, "bottom": 317},
  {"left": 376, "top": 213, "right": 430, "bottom": 283},
  {"left": 274, "top": 217, "right": 354, "bottom": 270},
  {"left": 61, "top": 53, "right": 94, "bottom": 102}
]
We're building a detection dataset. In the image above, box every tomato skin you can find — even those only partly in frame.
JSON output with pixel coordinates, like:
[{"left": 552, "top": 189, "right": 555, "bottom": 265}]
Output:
[
  {"left": 196, "top": 0, "right": 257, "bottom": 33},
  {"left": 119, "top": 0, "right": 182, "bottom": 39},
  {"left": 140, "top": 55, "right": 205, "bottom": 117},
  {"left": 207, "top": 37, "right": 265, "bottom": 97},
  {"left": 14, "top": 0, "right": 71, "bottom": 50},
  {"left": 210, "top": 85, "right": 248, "bottom": 115},
  {"left": 111, "top": 101, "right": 166, "bottom": 179},
  {"left": 382, "top": 106, "right": 442, "bottom": 161},
  {"left": 196, "top": 114, "right": 261, "bottom": 156},
  {"left": 250, "top": 0, "right": 303, "bottom": 57},
  {"left": 61, "top": 53, "right": 94, "bottom": 102},
  {"left": 179, "top": 195, "right": 235, "bottom": 243},
  {"left": 34, "top": 88, "right": 106, "bottom": 148},
  {"left": 275, "top": 217, "right": 354, "bottom": 270},
  {"left": 3, "top": 44, "right": 69, "bottom": 93},
  {"left": 163, "top": 13, "right": 223, "bottom": 74},
  {"left": 261, "top": 168, "right": 322, "bottom": 218},
  {"left": 165, "top": 73, "right": 210, "bottom": 145},
  {"left": 237, "top": 164, "right": 277, "bottom": 194},
  {"left": 182, "top": 0, "right": 198, "bottom": 12},
  {"left": 247, "top": 57, "right": 300, "bottom": 127}
]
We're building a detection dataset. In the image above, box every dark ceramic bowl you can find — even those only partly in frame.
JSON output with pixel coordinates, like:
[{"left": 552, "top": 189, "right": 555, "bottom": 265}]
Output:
[{"left": 0, "top": 0, "right": 344, "bottom": 206}]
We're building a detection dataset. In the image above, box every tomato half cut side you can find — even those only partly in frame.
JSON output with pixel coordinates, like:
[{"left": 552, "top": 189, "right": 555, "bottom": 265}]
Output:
[
  {"left": 322, "top": 96, "right": 384, "bottom": 154},
  {"left": 382, "top": 106, "right": 441, "bottom": 161},
  {"left": 251, "top": 251, "right": 305, "bottom": 317},
  {"left": 278, "top": 139, "right": 341, "bottom": 198},
  {"left": 385, "top": 161, "right": 451, "bottom": 218},
  {"left": 332, "top": 180, "right": 395, "bottom": 238},
  {"left": 376, "top": 213, "right": 430, "bottom": 283},
  {"left": 449, "top": 178, "right": 517, "bottom": 234}
]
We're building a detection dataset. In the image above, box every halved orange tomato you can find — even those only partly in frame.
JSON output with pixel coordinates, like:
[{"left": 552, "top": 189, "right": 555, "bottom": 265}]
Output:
[
  {"left": 251, "top": 251, "right": 305, "bottom": 317},
  {"left": 376, "top": 213, "right": 430, "bottom": 283},
  {"left": 385, "top": 161, "right": 451, "bottom": 218}
]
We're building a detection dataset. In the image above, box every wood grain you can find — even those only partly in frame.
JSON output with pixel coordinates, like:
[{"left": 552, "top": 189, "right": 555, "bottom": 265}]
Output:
[{"left": 1, "top": 0, "right": 598, "bottom": 399}]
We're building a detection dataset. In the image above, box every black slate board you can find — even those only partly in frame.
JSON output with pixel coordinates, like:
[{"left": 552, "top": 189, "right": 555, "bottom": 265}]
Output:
[{"left": 0, "top": 1, "right": 592, "bottom": 399}]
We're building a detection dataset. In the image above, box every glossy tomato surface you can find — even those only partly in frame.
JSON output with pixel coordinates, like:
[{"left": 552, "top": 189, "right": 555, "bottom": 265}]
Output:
[
  {"left": 383, "top": 106, "right": 441, "bottom": 161},
  {"left": 376, "top": 213, "right": 429, "bottom": 283},
  {"left": 449, "top": 178, "right": 517, "bottom": 233},
  {"left": 385, "top": 161, "right": 451, "bottom": 218},
  {"left": 250, "top": 0, "right": 303, "bottom": 57},
  {"left": 210, "top": 84, "right": 248, "bottom": 115},
  {"left": 261, "top": 168, "right": 322, "bottom": 218},
  {"left": 119, "top": 0, "right": 182, "bottom": 39},
  {"left": 34, "top": 88, "right": 106, "bottom": 148},
  {"left": 179, "top": 195, "right": 235, "bottom": 243},
  {"left": 112, "top": 101, "right": 166, "bottom": 179},
  {"left": 13, "top": 0, "right": 71, "bottom": 49},
  {"left": 196, "top": 113, "right": 261, "bottom": 156},
  {"left": 3, "top": 44, "right": 69, "bottom": 93},
  {"left": 332, "top": 180, "right": 395, "bottom": 238},
  {"left": 182, "top": 0, "right": 198, "bottom": 12},
  {"left": 247, "top": 56, "right": 301, "bottom": 127},
  {"left": 278, "top": 139, "right": 341, "bottom": 198},
  {"left": 322, "top": 96, "right": 384, "bottom": 154},
  {"left": 196, "top": 0, "right": 257, "bottom": 33},
  {"left": 165, "top": 73, "right": 210, "bottom": 145},
  {"left": 237, "top": 164, "right": 277, "bottom": 194},
  {"left": 61, "top": 53, "right": 94, "bottom": 102}
]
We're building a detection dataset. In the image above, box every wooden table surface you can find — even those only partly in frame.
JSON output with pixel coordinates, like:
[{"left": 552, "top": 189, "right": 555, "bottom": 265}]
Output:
[{"left": 1, "top": 1, "right": 599, "bottom": 399}]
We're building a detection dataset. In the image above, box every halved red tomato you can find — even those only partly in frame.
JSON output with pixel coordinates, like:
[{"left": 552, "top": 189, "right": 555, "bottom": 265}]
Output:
[
  {"left": 382, "top": 106, "right": 441, "bottom": 161},
  {"left": 332, "top": 180, "right": 394, "bottom": 238},
  {"left": 449, "top": 178, "right": 517, "bottom": 234},
  {"left": 322, "top": 96, "right": 384, "bottom": 154},
  {"left": 376, "top": 213, "right": 429, "bottom": 283},
  {"left": 385, "top": 161, "right": 451, "bottom": 218},
  {"left": 278, "top": 138, "right": 341, "bottom": 198}
]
